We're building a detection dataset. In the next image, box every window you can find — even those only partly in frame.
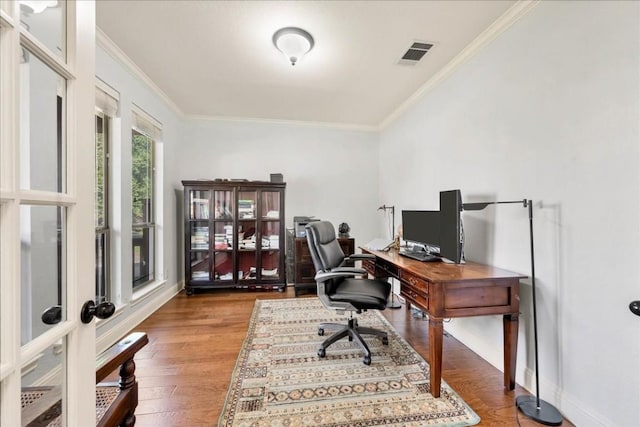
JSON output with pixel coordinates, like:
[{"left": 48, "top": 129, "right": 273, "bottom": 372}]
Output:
[
  {"left": 95, "top": 83, "right": 118, "bottom": 302},
  {"left": 95, "top": 112, "right": 109, "bottom": 301},
  {"left": 131, "top": 108, "right": 161, "bottom": 288}
]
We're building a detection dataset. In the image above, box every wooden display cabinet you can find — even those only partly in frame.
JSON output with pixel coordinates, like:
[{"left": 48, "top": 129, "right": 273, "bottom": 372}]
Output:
[{"left": 182, "top": 180, "right": 286, "bottom": 295}]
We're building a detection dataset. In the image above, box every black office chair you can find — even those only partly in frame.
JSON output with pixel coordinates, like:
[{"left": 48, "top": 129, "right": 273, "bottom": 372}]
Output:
[{"left": 305, "top": 221, "right": 391, "bottom": 365}]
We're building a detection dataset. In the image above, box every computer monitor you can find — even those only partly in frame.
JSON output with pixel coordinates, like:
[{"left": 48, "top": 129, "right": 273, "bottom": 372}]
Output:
[
  {"left": 401, "top": 210, "right": 441, "bottom": 253},
  {"left": 439, "top": 189, "right": 463, "bottom": 263}
]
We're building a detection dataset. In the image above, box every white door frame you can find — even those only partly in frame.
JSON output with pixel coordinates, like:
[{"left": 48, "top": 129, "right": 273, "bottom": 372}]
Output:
[{"left": 0, "top": 1, "right": 97, "bottom": 425}]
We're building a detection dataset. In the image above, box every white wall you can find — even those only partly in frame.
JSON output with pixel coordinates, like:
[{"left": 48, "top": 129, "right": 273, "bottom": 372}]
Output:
[
  {"left": 179, "top": 120, "right": 380, "bottom": 248},
  {"left": 379, "top": 1, "right": 639, "bottom": 425}
]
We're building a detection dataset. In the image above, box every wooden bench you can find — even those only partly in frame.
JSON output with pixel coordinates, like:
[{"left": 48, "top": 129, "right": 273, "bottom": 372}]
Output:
[{"left": 21, "top": 332, "right": 149, "bottom": 427}]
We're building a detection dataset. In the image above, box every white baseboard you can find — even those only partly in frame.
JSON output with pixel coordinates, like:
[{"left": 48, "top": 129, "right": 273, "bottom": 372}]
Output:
[{"left": 510, "top": 361, "right": 618, "bottom": 426}]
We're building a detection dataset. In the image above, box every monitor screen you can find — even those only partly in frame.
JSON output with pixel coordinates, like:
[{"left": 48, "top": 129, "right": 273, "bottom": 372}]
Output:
[
  {"left": 439, "top": 189, "right": 462, "bottom": 263},
  {"left": 401, "top": 210, "right": 441, "bottom": 251}
]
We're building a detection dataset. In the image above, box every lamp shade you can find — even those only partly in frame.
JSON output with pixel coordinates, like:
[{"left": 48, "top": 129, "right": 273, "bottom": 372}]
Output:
[{"left": 273, "top": 27, "right": 314, "bottom": 66}]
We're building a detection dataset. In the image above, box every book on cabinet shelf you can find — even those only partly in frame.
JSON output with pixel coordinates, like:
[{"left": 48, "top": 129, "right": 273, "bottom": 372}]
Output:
[
  {"left": 191, "top": 199, "right": 209, "bottom": 219},
  {"left": 191, "top": 226, "right": 209, "bottom": 250}
]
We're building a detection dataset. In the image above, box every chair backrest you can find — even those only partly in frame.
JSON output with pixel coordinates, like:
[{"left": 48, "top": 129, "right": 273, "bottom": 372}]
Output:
[{"left": 305, "top": 221, "right": 345, "bottom": 273}]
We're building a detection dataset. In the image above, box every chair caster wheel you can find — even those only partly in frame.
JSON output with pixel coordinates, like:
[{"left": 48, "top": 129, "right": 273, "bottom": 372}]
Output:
[
  {"left": 363, "top": 356, "right": 371, "bottom": 365},
  {"left": 382, "top": 337, "right": 389, "bottom": 345},
  {"left": 318, "top": 348, "right": 326, "bottom": 358},
  {"left": 318, "top": 328, "right": 324, "bottom": 336}
]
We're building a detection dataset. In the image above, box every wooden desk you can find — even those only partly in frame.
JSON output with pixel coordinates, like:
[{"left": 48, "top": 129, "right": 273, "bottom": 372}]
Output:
[{"left": 361, "top": 247, "right": 525, "bottom": 398}]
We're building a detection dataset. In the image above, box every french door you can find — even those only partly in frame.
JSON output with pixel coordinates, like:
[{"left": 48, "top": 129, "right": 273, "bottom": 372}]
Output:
[{"left": 0, "top": 1, "right": 98, "bottom": 425}]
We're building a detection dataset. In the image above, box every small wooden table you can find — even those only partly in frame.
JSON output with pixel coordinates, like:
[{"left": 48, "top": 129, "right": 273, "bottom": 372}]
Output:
[{"left": 361, "top": 247, "right": 525, "bottom": 398}]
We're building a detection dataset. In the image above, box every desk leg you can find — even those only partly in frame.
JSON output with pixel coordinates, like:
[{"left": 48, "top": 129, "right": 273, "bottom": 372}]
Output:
[
  {"left": 503, "top": 313, "right": 518, "bottom": 390},
  {"left": 429, "top": 318, "right": 443, "bottom": 398}
]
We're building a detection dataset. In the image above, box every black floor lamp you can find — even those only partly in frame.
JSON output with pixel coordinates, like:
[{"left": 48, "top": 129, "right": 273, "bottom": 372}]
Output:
[
  {"left": 378, "top": 204, "right": 401, "bottom": 309},
  {"left": 462, "top": 199, "right": 563, "bottom": 426}
]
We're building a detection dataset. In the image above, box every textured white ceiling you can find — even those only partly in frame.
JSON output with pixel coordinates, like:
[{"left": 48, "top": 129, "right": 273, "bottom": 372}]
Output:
[{"left": 96, "top": 0, "right": 518, "bottom": 128}]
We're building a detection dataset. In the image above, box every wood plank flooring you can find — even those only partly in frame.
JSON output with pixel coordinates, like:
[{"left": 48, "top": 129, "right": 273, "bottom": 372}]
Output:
[{"left": 123, "top": 288, "right": 573, "bottom": 426}]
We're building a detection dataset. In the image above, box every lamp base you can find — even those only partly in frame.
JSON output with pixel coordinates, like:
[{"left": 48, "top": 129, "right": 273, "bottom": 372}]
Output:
[
  {"left": 387, "top": 293, "right": 402, "bottom": 309},
  {"left": 516, "top": 395, "right": 563, "bottom": 426}
]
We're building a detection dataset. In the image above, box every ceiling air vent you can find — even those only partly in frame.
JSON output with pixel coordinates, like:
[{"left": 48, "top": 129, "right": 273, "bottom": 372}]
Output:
[{"left": 398, "top": 41, "right": 434, "bottom": 65}]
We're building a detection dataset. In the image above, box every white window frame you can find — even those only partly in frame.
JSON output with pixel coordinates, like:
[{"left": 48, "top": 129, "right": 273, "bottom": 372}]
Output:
[
  {"left": 130, "top": 105, "right": 163, "bottom": 294},
  {"left": 95, "top": 81, "right": 119, "bottom": 303}
]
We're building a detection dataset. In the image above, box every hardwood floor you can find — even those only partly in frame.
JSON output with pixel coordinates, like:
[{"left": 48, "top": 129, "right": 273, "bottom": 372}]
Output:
[{"left": 124, "top": 287, "right": 573, "bottom": 426}]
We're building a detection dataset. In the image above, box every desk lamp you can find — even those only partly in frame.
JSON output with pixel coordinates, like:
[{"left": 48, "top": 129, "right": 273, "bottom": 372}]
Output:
[
  {"left": 462, "top": 199, "right": 563, "bottom": 426},
  {"left": 378, "top": 204, "right": 401, "bottom": 309}
]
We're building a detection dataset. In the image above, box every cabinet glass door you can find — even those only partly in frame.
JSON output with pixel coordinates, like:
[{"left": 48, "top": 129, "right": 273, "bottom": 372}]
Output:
[
  {"left": 237, "top": 191, "right": 257, "bottom": 282},
  {"left": 187, "top": 190, "right": 210, "bottom": 282},
  {"left": 259, "top": 191, "right": 281, "bottom": 281},
  {"left": 188, "top": 190, "right": 210, "bottom": 220},
  {"left": 212, "top": 190, "right": 234, "bottom": 281}
]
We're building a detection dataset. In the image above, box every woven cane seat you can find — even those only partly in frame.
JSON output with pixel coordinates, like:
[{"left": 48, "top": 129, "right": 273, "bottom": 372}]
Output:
[{"left": 21, "top": 385, "right": 120, "bottom": 427}]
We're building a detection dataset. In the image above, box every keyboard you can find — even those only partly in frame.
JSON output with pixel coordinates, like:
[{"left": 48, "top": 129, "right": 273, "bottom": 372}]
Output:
[{"left": 399, "top": 250, "right": 441, "bottom": 262}]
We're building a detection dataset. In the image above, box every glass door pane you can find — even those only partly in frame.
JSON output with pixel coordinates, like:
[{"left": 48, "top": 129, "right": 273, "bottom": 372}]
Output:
[
  {"left": 190, "top": 222, "right": 209, "bottom": 250},
  {"left": 261, "top": 191, "right": 280, "bottom": 220},
  {"left": 260, "top": 220, "right": 280, "bottom": 281},
  {"left": 189, "top": 252, "right": 209, "bottom": 282},
  {"left": 213, "top": 190, "right": 233, "bottom": 220},
  {"left": 259, "top": 190, "right": 281, "bottom": 282},
  {"left": 187, "top": 189, "right": 211, "bottom": 282},
  {"left": 19, "top": 1, "right": 66, "bottom": 60},
  {"left": 212, "top": 221, "right": 233, "bottom": 281},
  {"left": 20, "top": 205, "right": 66, "bottom": 344},
  {"left": 188, "top": 190, "right": 210, "bottom": 220},
  {"left": 21, "top": 340, "right": 66, "bottom": 426},
  {"left": 238, "top": 191, "right": 256, "bottom": 282},
  {"left": 19, "top": 51, "right": 66, "bottom": 192},
  {"left": 212, "top": 190, "right": 234, "bottom": 281}
]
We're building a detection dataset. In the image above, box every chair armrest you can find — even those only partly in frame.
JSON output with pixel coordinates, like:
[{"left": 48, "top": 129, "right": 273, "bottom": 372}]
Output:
[
  {"left": 344, "top": 254, "right": 376, "bottom": 262},
  {"left": 331, "top": 267, "right": 367, "bottom": 275},
  {"left": 315, "top": 270, "right": 365, "bottom": 282}
]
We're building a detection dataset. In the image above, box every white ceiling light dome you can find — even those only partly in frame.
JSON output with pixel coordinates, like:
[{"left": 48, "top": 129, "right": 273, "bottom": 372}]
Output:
[
  {"left": 20, "top": 0, "right": 57, "bottom": 14},
  {"left": 272, "top": 27, "right": 314, "bottom": 66}
]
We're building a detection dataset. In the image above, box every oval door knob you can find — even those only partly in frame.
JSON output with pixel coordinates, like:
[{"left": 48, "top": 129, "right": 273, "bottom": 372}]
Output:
[
  {"left": 630, "top": 300, "right": 640, "bottom": 317},
  {"left": 81, "top": 300, "right": 116, "bottom": 324},
  {"left": 41, "top": 305, "right": 62, "bottom": 325}
]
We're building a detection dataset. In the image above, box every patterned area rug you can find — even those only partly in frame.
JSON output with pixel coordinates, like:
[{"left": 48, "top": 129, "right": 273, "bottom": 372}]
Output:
[{"left": 219, "top": 298, "right": 480, "bottom": 426}]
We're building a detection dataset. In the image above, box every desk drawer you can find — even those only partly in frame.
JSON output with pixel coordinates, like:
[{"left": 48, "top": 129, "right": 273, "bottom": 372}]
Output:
[
  {"left": 400, "top": 284, "right": 428, "bottom": 309},
  {"left": 363, "top": 260, "right": 376, "bottom": 276},
  {"left": 400, "top": 270, "right": 429, "bottom": 294},
  {"left": 363, "top": 259, "right": 390, "bottom": 278}
]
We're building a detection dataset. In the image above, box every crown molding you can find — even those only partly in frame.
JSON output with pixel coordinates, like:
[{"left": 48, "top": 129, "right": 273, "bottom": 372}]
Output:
[
  {"left": 96, "top": 27, "right": 184, "bottom": 118},
  {"left": 378, "top": 0, "right": 540, "bottom": 131},
  {"left": 186, "top": 114, "right": 379, "bottom": 133},
  {"left": 96, "top": 27, "right": 375, "bottom": 132},
  {"left": 96, "top": 0, "right": 538, "bottom": 134}
]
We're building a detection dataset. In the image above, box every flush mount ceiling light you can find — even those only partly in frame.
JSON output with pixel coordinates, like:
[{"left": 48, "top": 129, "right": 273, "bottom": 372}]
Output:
[
  {"left": 272, "top": 27, "right": 314, "bottom": 66},
  {"left": 20, "top": 0, "right": 57, "bottom": 14}
]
